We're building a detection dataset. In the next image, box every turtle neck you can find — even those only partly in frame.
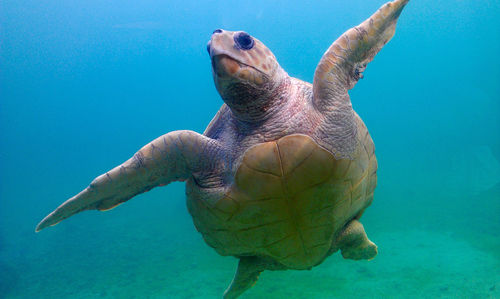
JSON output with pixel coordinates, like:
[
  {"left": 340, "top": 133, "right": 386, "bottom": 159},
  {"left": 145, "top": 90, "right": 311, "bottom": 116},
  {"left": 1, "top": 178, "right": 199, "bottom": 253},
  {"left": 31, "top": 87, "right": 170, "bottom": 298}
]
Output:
[{"left": 221, "top": 70, "right": 291, "bottom": 124}]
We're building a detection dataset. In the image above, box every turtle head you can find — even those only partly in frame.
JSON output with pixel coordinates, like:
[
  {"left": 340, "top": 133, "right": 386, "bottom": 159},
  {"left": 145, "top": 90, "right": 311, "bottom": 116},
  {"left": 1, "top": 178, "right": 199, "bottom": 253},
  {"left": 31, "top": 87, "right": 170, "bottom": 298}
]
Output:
[{"left": 207, "top": 29, "right": 288, "bottom": 122}]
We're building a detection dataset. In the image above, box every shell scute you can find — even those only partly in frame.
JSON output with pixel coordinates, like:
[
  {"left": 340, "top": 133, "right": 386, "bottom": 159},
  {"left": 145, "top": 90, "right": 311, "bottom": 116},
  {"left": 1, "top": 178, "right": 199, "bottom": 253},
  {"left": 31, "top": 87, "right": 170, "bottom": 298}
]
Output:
[
  {"left": 284, "top": 147, "right": 334, "bottom": 195},
  {"left": 234, "top": 163, "right": 283, "bottom": 199},
  {"left": 276, "top": 134, "right": 317, "bottom": 175},
  {"left": 241, "top": 141, "right": 281, "bottom": 176},
  {"left": 231, "top": 198, "right": 285, "bottom": 225},
  {"left": 211, "top": 196, "right": 239, "bottom": 221},
  {"left": 235, "top": 219, "right": 292, "bottom": 248}
]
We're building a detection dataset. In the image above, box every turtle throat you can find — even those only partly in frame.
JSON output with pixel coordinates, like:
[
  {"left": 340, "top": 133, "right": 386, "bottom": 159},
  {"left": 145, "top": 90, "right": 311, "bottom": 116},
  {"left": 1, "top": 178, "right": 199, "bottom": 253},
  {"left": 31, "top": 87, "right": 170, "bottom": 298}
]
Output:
[{"left": 220, "top": 69, "right": 290, "bottom": 123}]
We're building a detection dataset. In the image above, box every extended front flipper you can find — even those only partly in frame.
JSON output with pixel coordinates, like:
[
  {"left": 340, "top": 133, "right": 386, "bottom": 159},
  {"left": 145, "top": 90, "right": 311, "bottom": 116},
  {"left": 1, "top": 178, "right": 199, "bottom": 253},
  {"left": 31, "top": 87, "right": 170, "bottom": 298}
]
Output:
[
  {"left": 313, "top": 0, "right": 410, "bottom": 110},
  {"left": 36, "top": 130, "right": 221, "bottom": 232}
]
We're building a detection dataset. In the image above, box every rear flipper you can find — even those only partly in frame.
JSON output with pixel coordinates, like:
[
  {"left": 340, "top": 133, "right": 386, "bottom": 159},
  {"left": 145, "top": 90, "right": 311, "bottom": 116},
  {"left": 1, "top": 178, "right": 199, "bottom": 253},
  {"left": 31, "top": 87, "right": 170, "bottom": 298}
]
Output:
[
  {"left": 336, "top": 219, "right": 378, "bottom": 260},
  {"left": 223, "top": 256, "right": 288, "bottom": 299},
  {"left": 224, "top": 257, "right": 264, "bottom": 299}
]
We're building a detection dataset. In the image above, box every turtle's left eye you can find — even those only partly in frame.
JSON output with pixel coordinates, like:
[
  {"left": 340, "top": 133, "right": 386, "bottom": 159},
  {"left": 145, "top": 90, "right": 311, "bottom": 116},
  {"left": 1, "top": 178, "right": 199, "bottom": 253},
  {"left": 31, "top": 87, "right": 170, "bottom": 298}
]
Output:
[{"left": 234, "top": 32, "right": 254, "bottom": 50}]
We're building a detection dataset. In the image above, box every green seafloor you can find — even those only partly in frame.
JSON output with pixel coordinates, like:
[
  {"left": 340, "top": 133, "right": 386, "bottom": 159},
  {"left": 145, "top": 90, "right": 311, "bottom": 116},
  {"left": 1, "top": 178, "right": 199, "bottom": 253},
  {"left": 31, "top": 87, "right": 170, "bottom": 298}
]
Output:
[{"left": 1, "top": 0, "right": 499, "bottom": 298}]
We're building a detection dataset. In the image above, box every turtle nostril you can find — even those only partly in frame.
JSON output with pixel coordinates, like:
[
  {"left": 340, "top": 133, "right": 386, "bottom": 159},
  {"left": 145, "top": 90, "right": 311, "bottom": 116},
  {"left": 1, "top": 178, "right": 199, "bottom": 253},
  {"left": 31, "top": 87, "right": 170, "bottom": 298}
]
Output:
[
  {"left": 213, "top": 29, "right": 223, "bottom": 34},
  {"left": 206, "top": 41, "right": 211, "bottom": 55}
]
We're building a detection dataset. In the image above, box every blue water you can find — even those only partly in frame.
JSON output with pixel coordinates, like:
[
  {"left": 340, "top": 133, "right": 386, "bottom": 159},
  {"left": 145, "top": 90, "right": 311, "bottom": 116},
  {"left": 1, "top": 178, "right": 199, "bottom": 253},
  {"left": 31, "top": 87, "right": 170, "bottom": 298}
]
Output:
[{"left": 1, "top": 0, "right": 499, "bottom": 298}]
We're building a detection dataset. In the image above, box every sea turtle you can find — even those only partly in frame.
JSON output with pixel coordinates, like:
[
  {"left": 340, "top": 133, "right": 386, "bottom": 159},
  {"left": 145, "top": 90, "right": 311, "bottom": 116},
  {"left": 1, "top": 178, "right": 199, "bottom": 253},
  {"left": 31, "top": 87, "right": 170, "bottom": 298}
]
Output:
[{"left": 36, "top": 0, "right": 409, "bottom": 297}]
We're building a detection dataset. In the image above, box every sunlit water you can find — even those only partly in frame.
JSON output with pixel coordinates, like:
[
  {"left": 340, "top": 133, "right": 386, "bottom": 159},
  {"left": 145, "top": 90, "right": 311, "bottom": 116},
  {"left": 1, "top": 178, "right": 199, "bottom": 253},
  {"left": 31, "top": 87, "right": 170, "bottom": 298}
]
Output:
[{"left": 1, "top": 0, "right": 499, "bottom": 298}]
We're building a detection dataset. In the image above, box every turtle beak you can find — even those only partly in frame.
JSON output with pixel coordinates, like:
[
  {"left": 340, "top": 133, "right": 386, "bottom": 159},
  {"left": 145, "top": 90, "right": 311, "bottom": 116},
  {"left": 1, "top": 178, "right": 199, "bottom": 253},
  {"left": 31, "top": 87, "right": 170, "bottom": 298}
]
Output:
[
  {"left": 207, "top": 40, "right": 212, "bottom": 56},
  {"left": 208, "top": 29, "right": 224, "bottom": 58}
]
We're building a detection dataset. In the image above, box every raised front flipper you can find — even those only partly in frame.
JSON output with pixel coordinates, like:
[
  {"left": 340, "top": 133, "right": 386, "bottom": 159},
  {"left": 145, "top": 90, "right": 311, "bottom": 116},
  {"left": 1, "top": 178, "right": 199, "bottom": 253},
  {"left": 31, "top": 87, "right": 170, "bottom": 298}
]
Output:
[
  {"left": 36, "top": 130, "right": 221, "bottom": 232},
  {"left": 313, "top": 0, "right": 410, "bottom": 110}
]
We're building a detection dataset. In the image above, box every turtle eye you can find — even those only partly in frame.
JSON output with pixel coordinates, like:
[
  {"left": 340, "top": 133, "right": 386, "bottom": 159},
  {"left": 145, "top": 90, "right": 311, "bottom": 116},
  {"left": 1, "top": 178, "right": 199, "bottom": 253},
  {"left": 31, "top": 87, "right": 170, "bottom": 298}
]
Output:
[{"left": 234, "top": 32, "right": 254, "bottom": 50}]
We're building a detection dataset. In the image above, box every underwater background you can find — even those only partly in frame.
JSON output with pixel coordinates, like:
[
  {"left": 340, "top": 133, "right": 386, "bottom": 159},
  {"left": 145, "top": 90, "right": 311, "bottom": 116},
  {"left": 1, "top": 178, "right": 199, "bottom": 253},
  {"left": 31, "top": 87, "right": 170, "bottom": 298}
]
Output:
[{"left": 1, "top": 0, "right": 499, "bottom": 298}]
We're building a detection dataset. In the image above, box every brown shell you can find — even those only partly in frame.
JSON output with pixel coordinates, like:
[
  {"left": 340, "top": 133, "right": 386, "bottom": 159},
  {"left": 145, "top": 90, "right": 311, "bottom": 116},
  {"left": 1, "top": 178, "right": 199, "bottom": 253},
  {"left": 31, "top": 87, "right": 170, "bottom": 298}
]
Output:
[{"left": 187, "top": 128, "right": 376, "bottom": 270}]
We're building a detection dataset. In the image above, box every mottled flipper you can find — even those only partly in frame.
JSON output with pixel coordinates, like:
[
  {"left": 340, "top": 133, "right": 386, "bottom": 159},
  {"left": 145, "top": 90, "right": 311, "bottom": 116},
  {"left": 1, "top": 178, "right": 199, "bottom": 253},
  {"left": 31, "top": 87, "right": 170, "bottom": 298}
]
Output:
[
  {"left": 336, "top": 219, "right": 377, "bottom": 260},
  {"left": 313, "top": 0, "right": 410, "bottom": 109},
  {"left": 36, "top": 130, "right": 220, "bottom": 232}
]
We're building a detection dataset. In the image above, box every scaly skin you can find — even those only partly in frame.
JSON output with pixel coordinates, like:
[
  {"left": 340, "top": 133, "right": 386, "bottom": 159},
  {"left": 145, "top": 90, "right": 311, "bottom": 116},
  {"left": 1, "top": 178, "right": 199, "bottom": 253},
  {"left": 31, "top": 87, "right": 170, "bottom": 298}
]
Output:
[{"left": 36, "top": 0, "right": 410, "bottom": 298}]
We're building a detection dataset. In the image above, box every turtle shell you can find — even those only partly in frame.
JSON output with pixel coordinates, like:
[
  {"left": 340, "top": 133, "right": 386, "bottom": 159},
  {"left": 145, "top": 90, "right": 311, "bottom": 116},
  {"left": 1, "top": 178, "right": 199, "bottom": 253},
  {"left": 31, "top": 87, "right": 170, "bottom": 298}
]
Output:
[{"left": 187, "top": 132, "right": 376, "bottom": 270}]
